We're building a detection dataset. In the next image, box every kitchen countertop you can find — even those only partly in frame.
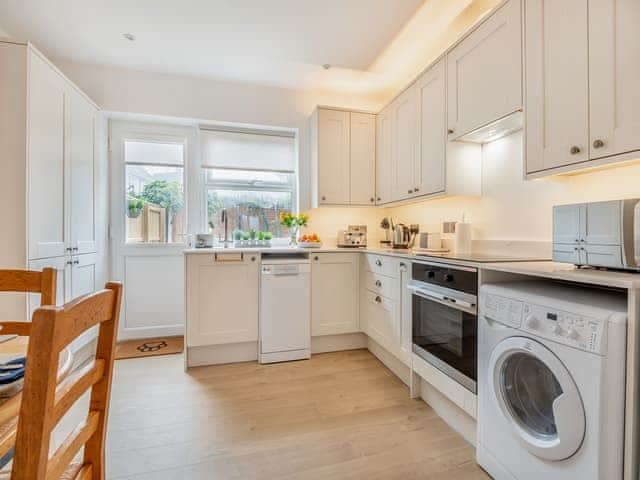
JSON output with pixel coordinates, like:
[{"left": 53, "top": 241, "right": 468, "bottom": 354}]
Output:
[{"left": 184, "top": 245, "right": 640, "bottom": 290}]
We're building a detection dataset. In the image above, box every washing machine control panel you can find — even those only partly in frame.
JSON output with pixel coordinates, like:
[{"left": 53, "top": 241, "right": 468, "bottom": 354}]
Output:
[{"left": 483, "top": 293, "right": 606, "bottom": 355}]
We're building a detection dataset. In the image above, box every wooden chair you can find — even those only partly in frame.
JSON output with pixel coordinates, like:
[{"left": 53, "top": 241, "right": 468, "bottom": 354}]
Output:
[
  {"left": 9, "top": 282, "right": 122, "bottom": 480},
  {"left": 0, "top": 268, "right": 57, "bottom": 336}
]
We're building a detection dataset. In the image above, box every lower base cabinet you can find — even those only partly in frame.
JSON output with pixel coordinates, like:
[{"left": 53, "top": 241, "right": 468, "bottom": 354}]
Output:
[
  {"left": 186, "top": 252, "right": 260, "bottom": 347},
  {"left": 311, "top": 253, "right": 359, "bottom": 336}
]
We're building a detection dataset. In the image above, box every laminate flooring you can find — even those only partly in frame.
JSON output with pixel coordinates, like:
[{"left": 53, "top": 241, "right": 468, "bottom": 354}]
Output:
[{"left": 106, "top": 349, "right": 489, "bottom": 479}]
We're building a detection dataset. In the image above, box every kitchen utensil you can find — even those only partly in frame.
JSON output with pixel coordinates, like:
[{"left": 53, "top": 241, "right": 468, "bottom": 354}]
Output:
[{"left": 392, "top": 224, "right": 410, "bottom": 249}]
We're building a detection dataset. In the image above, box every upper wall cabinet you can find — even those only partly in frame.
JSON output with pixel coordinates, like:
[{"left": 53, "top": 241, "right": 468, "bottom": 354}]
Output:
[
  {"left": 588, "top": 0, "right": 640, "bottom": 160},
  {"left": 390, "top": 87, "right": 418, "bottom": 201},
  {"left": 311, "top": 107, "right": 375, "bottom": 207},
  {"left": 375, "top": 105, "right": 392, "bottom": 205},
  {"left": 525, "top": 0, "right": 640, "bottom": 176},
  {"left": 446, "top": 0, "right": 522, "bottom": 140}
]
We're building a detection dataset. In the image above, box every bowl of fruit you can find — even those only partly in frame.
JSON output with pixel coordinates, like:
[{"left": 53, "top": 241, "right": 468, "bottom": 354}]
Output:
[{"left": 297, "top": 233, "right": 322, "bottom": 248}]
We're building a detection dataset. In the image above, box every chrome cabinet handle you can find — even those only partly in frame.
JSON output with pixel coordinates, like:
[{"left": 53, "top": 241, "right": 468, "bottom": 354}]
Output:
[
  {"left": 321, "top": 196, "right": 326, "bottom": 201},
  {"left": 448, "top": 128, "right": 454, "bottom": 134},
  {"left": 374, "top": 295, "right": 382, "bottom": 303},
  {"left": 375, "top": 259, "right": 382, "bottom": 266},
  {"left": 370, "top": 197, "right": 375, "bottom": 203},
  {"left": 251, "top": 256, "right": 256, "bottom": 262},
  {"left": 593, "top": 139, "right": 605, "bottom": 149},
  {"left": 414, "top": 187, "right": 419, "bottom": 192},
  {"left": 314, "top": 256, "right": 319, "bottom": 261},
  {"left": 73, "top": 259, "right": 79, "bottom": 265},
  {"left": 570, "top": 146, "right": 581, "bottom": 155},
  {"left": 375, "top": 280, "right": 382, "bottom": 287},
  {"left": 377, "top": 197, "right": 381, "bottom": 202},
  {"left": 65, "top": 247, "right": 73, "bottom": 252}
]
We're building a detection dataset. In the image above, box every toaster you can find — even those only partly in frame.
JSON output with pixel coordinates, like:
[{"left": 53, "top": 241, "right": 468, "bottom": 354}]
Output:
[
  {"left": 337, "top": 225, "right": 367, "bottom": 248},
  {"left": 552, "top": 198, "right": 640, "bottom": 270}
]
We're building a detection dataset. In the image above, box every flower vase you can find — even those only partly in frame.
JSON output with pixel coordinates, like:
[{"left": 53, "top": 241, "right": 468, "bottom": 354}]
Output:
[{"left": 289, "top": 227, "right": 299, "bottom": 246}]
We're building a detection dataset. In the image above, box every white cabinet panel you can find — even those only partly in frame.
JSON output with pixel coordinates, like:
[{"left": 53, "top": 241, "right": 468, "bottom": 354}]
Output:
[
  {"left": 584, "top": 200, "right": 621, "bottom": 245},
  {"left": 186, "top": 253, "right": 259, "bottom": 347},
  {"left": 317, "top": 109, "right": 350, "bottom": 205},
  {"left": 582, "top": 244, "right": 623, "bottom": 268},
  {"left": 589, "top": 0, "right": 640, "bottom": 159},
  {"left": 552, "top": 204, "right": 581, "bottom": 245},
  {"left": 28, "top": 256, "right": 67, "bottom": 317},
  {"left": 399, "top": 262, "right": 412, "bottom": 366},
  {"left": 349, "top": 112, "right": 376, "bottom": 205},
  {"left": 552, "top": 243, "right": 581, "bottom": 265},
  {"left": 361, "top": 290, "right": 398, "bottom": 354},
  {"left": 525, "top": 0, "right": 590, "bottom": 173},
  {"left": 311, "top": 253, "right": 358, "bottom": 336},
  {"left": 70, "top": 253, "right": 97, "bottom": 300},
  {"left": 415, "top": 59, "right": 446, "bottom": 196},
  {"left": 68, "top": 90, "right": 97, "bottom": 255},
  {"left": 447, "top": 0, "right": 522, "bottom": 139},
  {"left": 391, "top": 88, "right": 418, "bottom": 201},
  {"left": 28, "top": 51, "right": 65, "bottom": 260},
  {"left": 375, "top": 106, "right": 392, "bottom": 205}
]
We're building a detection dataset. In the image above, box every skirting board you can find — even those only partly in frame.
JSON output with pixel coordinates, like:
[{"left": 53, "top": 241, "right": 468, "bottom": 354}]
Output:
[{"left": 311, "top": 332, "right": 367, "bottom": 354}]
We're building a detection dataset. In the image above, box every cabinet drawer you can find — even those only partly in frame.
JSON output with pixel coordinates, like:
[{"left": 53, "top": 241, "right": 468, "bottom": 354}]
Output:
[
  {"left": 364, "top": 271, "right": 398, "bottom": 300},
  {"left": 361, "top": 290, "right": 398, "bottom": 353},
  {"left": 583, "top": 244, "right": 622, "bottom": 269},
  {"left": 362, "top": 254, "right": 398, "bottom": 278},
  {"left": 552, "top": 243, "right": 580, "bottom": 264}
]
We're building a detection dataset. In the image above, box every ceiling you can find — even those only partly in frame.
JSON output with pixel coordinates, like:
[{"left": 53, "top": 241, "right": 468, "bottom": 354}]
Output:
[{"left": 0, "top": 0, "right": 425, "bottom": 89}]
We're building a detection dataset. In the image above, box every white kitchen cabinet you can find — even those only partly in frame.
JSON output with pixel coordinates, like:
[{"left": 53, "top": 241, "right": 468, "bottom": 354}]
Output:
[
  {"left": 361, "top": 290, "right": 398, "bottom": 354},
  {"left": 525, "top": 0, "right": 589, "bottom": 174},
  {"left": 311, "top": 253, "right": 359, "bottom": 336},
  {"left": 391, "top": 87, "right": 418, "bottom": 201},
  {"left": 349, "top": 112, "right": 376, "bottom": 206},
  {"left": 311, "top": 108, "right": 376, "bottom": 206},
  {"left": 415, "top": 59, "right": 446, "bottom": 196},
  {"left": 583, "top": 201, "right": 621, "bottom": 245},
  {"left": 68, "top": 90, "right": 97, "bottom": 255},
  {"left": 375, "top": 106, "right": 393, "bottom": 205},
  {"left": 447, "top": 0, "right": 522, "bottom": 140},
  {"left": 186, "top": 253, "right": 260, "bottom": 347},
  {"left": 28, "top": 51, "right": 66, "bottom": 260},
  {"left": 552, "top": 204, "right": 582, "bottom": 245},
  {"left": 589, "top": 0, "right": 640, "bottom": 160},
  {"left": 70, "top": 253, "right": 97, "bottom": 300},
  {"left": 314, "top": 108, "right": 350, "bottom": 205}
]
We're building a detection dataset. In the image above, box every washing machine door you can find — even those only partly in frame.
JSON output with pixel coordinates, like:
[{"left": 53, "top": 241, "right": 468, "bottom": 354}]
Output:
[{"left": 489, "top": 336, "right": 586, "bottom": 461}]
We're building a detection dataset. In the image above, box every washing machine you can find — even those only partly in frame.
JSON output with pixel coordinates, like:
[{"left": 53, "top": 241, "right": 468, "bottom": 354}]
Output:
[{"left": 477, "top": 281, "right": 627, "bottom": 480}]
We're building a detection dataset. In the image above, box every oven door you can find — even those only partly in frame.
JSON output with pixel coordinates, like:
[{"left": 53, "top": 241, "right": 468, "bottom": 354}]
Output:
[{"left": 409, "top": 282, "right": 477, "bottom": 393}]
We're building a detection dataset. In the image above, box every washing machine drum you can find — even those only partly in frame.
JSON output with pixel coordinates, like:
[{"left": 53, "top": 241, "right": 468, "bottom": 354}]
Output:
[{"left": 489, "top": 336, "right": 586, "bottom": 461}]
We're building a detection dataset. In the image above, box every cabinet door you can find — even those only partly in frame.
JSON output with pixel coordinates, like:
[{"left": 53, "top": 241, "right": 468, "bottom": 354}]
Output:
[
  {"left": 317, "top": 109, "right": 350, "bottom": 205},
  {"left": 391, "top": 87, "right": 417, "bottom": 201},
  {"left": 552, "top": 204, "right": 581, "bottom": 244},
  {"left": 186, "top": 254, "right": 259, "bottom": 347},
  {"left": 525, "top": 0, "right": 590, "bottom": 173},
  {"left": 28, "top": 256, "right": 67, "bottom": 318},
  {"left": 552, "top": 243, "right": 581, "bottom": 265},
  {"left": 584, "top": 200, "right": 621, "bottom": 245},
  {"left": 361, "top": 290, "right": 398, "bottom": 354},
  {"left": 589, "top": 0, "right": 640, "bottom": 159},
  {"left": 415, "top": 59, "right": 446, "bottom": 196},
  {"left": 311, "top": 253, "right": 358, "bottom": 336},
  {"left": 68, "top": 90, "right": 97, "bottom": 254},
  {"left": 70, "top": 253, "right": 97, "bottom": 301},
  {"left": 375, "top": 106, "right": 393, "bottom": 204},
  {"left": 447, "top": 0, "right": 522, "bottom": 139},
  {"left": 349, "top": 112, "right": 376, "bottom": 205},
  {"left": 28, "top": 52, "right": 66, "bottom": 260}
]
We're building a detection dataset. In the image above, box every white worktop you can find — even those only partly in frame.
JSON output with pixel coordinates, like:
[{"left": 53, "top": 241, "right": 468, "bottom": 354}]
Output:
[{"left": 184, "top": 245, "right": 640, "bottom": 290}]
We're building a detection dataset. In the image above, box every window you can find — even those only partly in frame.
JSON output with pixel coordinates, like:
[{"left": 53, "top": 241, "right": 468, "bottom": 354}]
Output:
[
  {"left": 124, "top": 140, "right": 185, "bottom": 243},
  {"left": 200, "top": 128, "right": 297, "bottom": 240}
]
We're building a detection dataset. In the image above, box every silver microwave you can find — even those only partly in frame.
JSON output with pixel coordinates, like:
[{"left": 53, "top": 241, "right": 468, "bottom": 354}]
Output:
[{"left": 552, "top": 199, "right": 640, "bottom": 271}]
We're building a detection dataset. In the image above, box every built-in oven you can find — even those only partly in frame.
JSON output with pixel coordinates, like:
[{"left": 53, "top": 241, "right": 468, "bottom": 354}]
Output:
[{"left": 409, "top": 260, "right": 478, "bottom": 393}]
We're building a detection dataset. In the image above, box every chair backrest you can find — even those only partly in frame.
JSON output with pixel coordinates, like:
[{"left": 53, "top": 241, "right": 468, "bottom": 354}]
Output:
[
  {"left": 11, "top": 282, "right": 122, "bottom": 480},
  {"left": 0, "top": 268, "right": 57, "bottom": 336}
]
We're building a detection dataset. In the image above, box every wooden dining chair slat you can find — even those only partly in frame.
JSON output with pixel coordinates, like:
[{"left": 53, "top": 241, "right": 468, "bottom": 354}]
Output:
[
  {"left": 10, "top": 282, "right": 122, "bottom": 480},
  {"left": 0, "top": 268, "right": 57, "bottom": 337}
]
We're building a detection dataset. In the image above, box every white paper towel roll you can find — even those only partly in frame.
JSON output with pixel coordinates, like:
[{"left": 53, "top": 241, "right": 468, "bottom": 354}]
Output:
[{"left": 455, "top": 222, "right": 472, "bottom": 252}]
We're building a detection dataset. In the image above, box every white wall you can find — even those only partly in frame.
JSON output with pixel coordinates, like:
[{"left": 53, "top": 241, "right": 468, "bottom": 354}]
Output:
[{"left": 388, "top": 130, "right": 640, "bottom": 242}]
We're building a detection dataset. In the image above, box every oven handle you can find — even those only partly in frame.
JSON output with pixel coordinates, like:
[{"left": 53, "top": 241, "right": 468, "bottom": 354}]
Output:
[{"left": 408, "top": 285, "right": 477, "bottom": 315}]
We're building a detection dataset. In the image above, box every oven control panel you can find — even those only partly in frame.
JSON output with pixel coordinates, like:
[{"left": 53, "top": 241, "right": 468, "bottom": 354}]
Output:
[{"left": 482, "top": 293, "right": 607, "bottom": 355}]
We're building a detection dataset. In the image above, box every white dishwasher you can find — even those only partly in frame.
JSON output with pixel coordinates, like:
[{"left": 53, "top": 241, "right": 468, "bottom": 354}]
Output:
[{"left": 259, "top": 254, "right": 311, "bottom": 363}]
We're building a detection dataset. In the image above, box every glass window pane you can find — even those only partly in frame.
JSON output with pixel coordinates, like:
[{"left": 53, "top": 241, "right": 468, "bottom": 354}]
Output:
[
  {"left": 126, "top": 164, "right": 185, "bottom": 243},
  {"left": 124, "top": 140, "right": 184, "bottom": 166},
  {"left": 207, "top": 189, "right": 293, "bottom": 239}
]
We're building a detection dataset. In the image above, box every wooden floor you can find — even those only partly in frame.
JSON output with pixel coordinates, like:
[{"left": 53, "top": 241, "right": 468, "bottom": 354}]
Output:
[{"left": 106, "top": 349, "right": 489, "bottom": 479}]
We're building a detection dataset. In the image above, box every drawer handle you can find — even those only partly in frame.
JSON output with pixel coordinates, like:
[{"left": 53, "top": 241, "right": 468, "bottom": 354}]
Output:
[
  {"left": 570, "top": 146, "right": 581, "bottom": 155},
  {"left": 314, "top": 256, "right": 319, "bottom": 261},
  {"left": 375, "top": 259, "right": 382, "bottom": 266},
  {"left": 593, "top": 139, "right": 605, "bottom": 149},
  {"left": 448, "top": 128, "right": 454, "bottom": 135},
  {"left": 375, "top": 295, "right": 382, "bottom": 303},
  {"left": 375, "top": 280, "right": 382, "bottom": 287}
]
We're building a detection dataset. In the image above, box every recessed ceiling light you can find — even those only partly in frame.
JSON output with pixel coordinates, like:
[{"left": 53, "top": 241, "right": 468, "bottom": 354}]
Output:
[
  {"left": 122, "top": 33, "right": 135, "bottom": 42},
  {"left": 322, "top": 64, "right": 331, "bottom": 70}
]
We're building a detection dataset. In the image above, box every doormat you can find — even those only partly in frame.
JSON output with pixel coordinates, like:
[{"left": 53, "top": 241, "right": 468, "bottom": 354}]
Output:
[{"left": 115, "top": 336, "right": 183, "bottom": 360}]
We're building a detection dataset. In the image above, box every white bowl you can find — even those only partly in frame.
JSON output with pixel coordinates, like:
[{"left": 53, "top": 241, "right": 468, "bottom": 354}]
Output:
[{"left": 297, "top": 241, "right": 322, "bottom": 248}]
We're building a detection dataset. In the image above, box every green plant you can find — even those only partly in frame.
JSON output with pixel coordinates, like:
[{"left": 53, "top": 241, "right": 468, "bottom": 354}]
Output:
[
  {"left": 263, "top": 232, "right": 273, "bottom": 240},
  {"left": 242, "top": 231, "right": 251, "bottom": 241},
  {"left": 249, "top": 229, "right": 257, "bottom": 240},
  {"left": 138, "top": 180, "right": 184, "bottom": 215},
  {"left": 233, "top": 229, "right": 244, "bottom": 241},
  {"left": 127, "top": 198, "right": 144, "bottom": 218},
  {"left": 257, "top": 231, "right": 265, "bottom": 241}
]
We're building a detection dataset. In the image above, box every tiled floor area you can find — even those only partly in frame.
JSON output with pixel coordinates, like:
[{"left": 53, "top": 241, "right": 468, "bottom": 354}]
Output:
[{"left": 106, "top": 349, "right": 488, "bottom": 479}]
